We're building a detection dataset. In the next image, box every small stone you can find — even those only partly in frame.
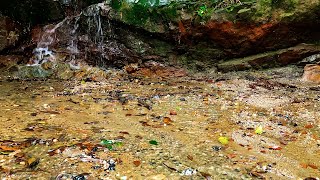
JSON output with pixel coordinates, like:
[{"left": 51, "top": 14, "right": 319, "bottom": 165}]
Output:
[
  {"left": 212, "top": 146, "right": 223, "bottom": 151},
  {"left": 181, "top": 168, "right": 197, "bottom": 176},
  {"left": 30, "top": 112, "right": 37, "bottom": 116}
]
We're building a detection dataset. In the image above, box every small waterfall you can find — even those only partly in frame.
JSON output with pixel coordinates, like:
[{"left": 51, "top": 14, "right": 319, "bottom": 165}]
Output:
[
  {"left": 29, "top": 2, "right": 109, "bottom": 68},
  {"left": 30, "top": 19, "right": 67, "bottom": 66},
  {"left": 83, "top": 4, "right": 107, "bottom": 55},
  {"left": 28, "top": 2, "right": 139, "bottom": 69},
  {"left": 30, "top": 14, "right": 83, "bottom": 67}
]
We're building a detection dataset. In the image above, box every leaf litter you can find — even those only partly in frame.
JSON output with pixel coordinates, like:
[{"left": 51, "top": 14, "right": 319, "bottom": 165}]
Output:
[{"left": 0, "top": 67, "right": 319, "bottom": 179}]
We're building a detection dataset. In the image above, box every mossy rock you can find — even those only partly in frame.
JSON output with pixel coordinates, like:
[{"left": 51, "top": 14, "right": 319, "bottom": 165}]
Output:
[{"left": 14, "top": 65, "right": 53, "bottom": 79}]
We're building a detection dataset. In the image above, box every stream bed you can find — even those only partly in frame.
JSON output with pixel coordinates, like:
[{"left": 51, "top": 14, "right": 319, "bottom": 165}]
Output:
[{"left": 0, "top": 66, "right": 319, "bottom": 179}]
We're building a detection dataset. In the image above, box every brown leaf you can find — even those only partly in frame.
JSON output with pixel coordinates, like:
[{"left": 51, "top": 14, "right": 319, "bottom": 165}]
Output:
[
  {"left": 301, "top": 163, "right": 308, "bottom": 168},
  {"left": 268, "top": 146, "right": 282, "bottom": 150},
  {"left": 139, "top": 121, "right": 150, "bottom": 126},
  {"left": 305, "top": 124, "right": 314, "bottom": 129},
  {"left": 163, "top": 117, "right": 173, "bottom": 125},
  {"left": 260, "top": 150, "right": 267, "bottom": 153},
  {"left": 169, "top": 110, "right": 177, "bottom": 115},
  {"left": 308, "top": 164, "right": 318, "bottom": 169},
  {"left": 0, "top": 145, "right": 19, "bottom": 151},
  {"left": 227, "top": 154, "right": 237, "bottom": 159},
  {"left": 187, "top": 155, "right": 193, "bottom": 161},
  {"left": 178, "top": 21, "right": 186, "bottom": 34},
  {"left": 151, "top": 124, "right": 163, "bottom": 128},
  {"left": 133, "top": 160, "right": 141, "bottom": 167}
]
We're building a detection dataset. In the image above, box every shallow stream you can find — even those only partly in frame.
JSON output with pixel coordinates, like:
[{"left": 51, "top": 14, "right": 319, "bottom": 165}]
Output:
[{"left": 0, "top": 67, "right": 319, "bottom": 179}]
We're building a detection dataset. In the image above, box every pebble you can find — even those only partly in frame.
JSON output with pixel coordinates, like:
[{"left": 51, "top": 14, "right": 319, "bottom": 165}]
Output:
[{"left": 181, "top": 168, "right": 197, "bottom": 176}]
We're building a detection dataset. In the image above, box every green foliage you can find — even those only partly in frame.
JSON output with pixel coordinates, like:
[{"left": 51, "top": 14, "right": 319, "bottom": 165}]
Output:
[
  {"left": 194, "top": 0, "right": 257, "bottom": 17},
  {"left": 196, "top": 5, "right": 208, "bottom": 17},
  {"left": 112, "top": 0, "right": 179, "bottom": 26},
  {"left": 111, "top": 0, "right": 122, "bottom": 10},
  {"left": 122, "top": 3, "right": 150, "bottom": 25}
]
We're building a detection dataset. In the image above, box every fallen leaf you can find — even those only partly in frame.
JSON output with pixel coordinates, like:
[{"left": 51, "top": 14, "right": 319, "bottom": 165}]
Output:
[
  {"left": 218, "top": 136, "right": 229, "bottom": 145},
  {"left": 268, "top": 146, "right": 282, "bottom": 150},
  {"left": 169, "top": 110, "right": 177, "bottom": 115},
  {"left": 308, "top": 164, "right": 318, "bottom": 169},
  {"left": 139, "top": 121, "right": 150, "bottom": 126},
  {"left": 133, "top": 160, "right": 141, "bottom": 167},
  {"left": 301, "top": 163, "right": 308, "bottom": 168},
  {"left": 187, "top": 155, "right": 193, "bottom": 161},
  {"left": 227, "top": 154, "right": 237, "bottom": 159},
  {"left": 149, "top": 140, "right": 158, "bottom": 145},
  {"left": 305, "top": 124, "right": 314, "bottom": 129},
  {"left": 0, "top": 145, "right": 19, "bottom": 151},
  {"left": 255, "top": 126, "right": 263, "bottom": 135},
  {"left": 163, "top": 117, "right": 173, "bottom": 125},
  {"left": 260, "top": 150, "right": 266, "bottom": 153}
]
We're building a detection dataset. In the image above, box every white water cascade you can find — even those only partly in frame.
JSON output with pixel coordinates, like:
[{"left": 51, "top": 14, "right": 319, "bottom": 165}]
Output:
[{"left": 30, "top": 2, "right": 108, "bottom": 69}]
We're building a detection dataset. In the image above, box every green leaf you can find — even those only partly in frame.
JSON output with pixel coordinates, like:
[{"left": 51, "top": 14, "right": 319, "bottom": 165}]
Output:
[
  {"left": 149, "top": 140, "right": 158, "bottom": 145},
  {"left": 106, "top": 144, "right": 113, "bottom": 150},
  {"left": 237, "top": 8, "right": 251, "bottom": 14},
  {"left": 255, "top": 126, "right": 263, "bottom": 135},
  {"left": 101, "top": 139, "right": 114, "bottom": 145}
]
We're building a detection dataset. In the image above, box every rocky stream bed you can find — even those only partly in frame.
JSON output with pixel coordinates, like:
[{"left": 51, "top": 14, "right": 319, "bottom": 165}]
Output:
[{"left": 0, "top": 65, "right": 319, "bottom": 179}]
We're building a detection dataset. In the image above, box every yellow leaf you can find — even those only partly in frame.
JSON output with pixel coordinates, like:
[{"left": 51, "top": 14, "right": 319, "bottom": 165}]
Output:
[
  {"left": 218, "top": 136, "right": 229, "bottom": 145},
  {"left": 255, "top": 126, "right": 263, "bottom": 135}
]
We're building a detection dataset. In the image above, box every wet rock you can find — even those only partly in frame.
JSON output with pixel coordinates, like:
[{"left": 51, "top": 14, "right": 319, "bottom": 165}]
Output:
[
  {"left": 0, "top": 0, "right": 102, "bottom": 25},
  {"left": 9, "top": 61, "right": 108, "bottom": 80},
  {"left": 127, "top": 61, "right": 187, "bottom": 78},
  {"left": 107, "top": 159, "right": 116, "bottom": 171},
  {"left": 298, "top": 53, "right": 320, "bottom": 66},
  {"left": 0, "top": 15, "right": 20, "bottom": 52},
  {"left": 301, "top": 64, "right": 320, "bottom": 83},
  {"left": 181, "top": 168, "right": 197, "bottom": 176},
  {"left": 15, "top": 65, "right": 53, "bottom": 79},
  {"left": 217, "top": 44, "right": 320, "bottom": 72},
  {"left": 212, "top": 146, "right": 223, "bottom": 151},
  {"left": 0, "top": 55, "right": 24, "bottom": 69},
  {"left": 54, "top": 63, "right": 75, "bottom": 80}
]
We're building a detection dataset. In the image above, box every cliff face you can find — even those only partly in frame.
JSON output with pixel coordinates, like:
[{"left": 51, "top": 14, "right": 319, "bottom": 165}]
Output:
[{"left": 1, "top": 0, "right": 320, "bottom": 73}]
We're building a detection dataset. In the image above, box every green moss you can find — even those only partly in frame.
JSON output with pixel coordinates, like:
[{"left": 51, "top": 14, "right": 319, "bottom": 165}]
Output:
[
  {"left": 271, "top": 0, "right": 298, "bottom": 10},
  {"left": 122, "top": 3, "right": 151, "bottom": 25},
  {"left": 253, "top": 0, "right": 273, "bottom": 19},
  {"left": 156, "top": 4, "right": 178, "bottom": 21},
  {"left": 111, "top": 0, "right": 123, "bottom": 10},
  {"left": 112, "top": 0, "right": 180, "bottom": 29}
]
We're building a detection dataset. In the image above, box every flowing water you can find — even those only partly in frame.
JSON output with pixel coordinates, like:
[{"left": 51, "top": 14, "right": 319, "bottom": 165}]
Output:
[{"left": 0, "top": 67, "right": 319, "bottom": 179}]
